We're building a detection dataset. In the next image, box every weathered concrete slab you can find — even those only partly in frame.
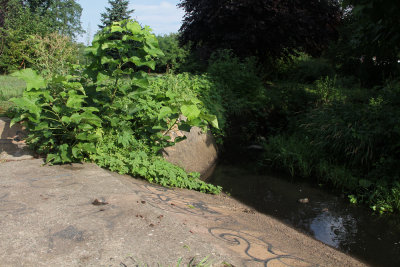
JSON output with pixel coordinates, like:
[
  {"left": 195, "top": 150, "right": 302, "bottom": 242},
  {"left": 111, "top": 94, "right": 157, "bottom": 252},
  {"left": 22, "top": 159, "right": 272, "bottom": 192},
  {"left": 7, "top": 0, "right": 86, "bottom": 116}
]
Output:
[
  {"left": 0, "top": 117, "right": 33, "bottom": 161},
  {"left": 0, "top": 159, "right": 367, "bottom": 266}
]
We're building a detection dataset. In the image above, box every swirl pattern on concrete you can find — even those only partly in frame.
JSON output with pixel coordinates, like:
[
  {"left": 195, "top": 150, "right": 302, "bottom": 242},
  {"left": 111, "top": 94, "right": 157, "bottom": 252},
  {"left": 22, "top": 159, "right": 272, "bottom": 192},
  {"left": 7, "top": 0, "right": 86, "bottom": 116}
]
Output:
[
  {"left": 209, "top": 227, "right": 318, "bottom": 267},
  {"left": 134, "top": 183, "right": 224, "bottom": 219}
]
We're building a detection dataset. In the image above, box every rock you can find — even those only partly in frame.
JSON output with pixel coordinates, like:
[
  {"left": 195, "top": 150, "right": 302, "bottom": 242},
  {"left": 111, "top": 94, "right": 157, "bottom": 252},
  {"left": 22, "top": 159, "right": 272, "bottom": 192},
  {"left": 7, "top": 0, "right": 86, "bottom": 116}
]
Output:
[
  {"left": 298, "top": 198, "right": 309, "bottom": 204},
  {"left": 161, "top": 126, "right": 218, "bottom": 181},
  {"left": 0, "top": 117, "right": 24, "bottom": 140},
  {"left": 0, "top": 117, "right": 33, "bottom": 161}
]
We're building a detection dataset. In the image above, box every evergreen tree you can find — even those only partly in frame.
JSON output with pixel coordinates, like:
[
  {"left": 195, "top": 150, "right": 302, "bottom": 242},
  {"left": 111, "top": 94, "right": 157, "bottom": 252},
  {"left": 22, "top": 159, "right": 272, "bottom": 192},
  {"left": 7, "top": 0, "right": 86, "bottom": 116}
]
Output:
[{"left": 99, "top": 0, "right": 134, "bottom": 29}]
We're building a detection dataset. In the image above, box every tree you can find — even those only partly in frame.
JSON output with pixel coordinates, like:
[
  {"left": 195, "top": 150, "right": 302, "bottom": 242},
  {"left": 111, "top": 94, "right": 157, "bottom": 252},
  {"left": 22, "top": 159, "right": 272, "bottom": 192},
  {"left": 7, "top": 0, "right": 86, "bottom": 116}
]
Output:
[
  {"left": 99, "top": 0, "right": 134, "bottom": 29},
  {"left": 155, "top": 33, "right": 189, "bottom": 73},
  {"left": 178, "top": 0, "right": 342, "bottom": 62},
  {"left": 0, "top": 0, "right": 10, "bottom": 28},
  {"left": 324, "top": 0, "right": 400, "bottom": 86},
  {"left": 22, "top": 0, "right": 52, "bottom": 13},
  {"left": 46, "top": 0, "right": 84, "bottom": 38},
  {"left": 0, "top": 0, "right": 83, "bottom": 73},
  {"left": 0, "top": 0, "right": 52, "bottom": 72},
  {"left": 1, "top": 0, "right": 83, "bottom": 38},
  {"left": 344, "top": 0, "right": 400, "bottom": 83}
]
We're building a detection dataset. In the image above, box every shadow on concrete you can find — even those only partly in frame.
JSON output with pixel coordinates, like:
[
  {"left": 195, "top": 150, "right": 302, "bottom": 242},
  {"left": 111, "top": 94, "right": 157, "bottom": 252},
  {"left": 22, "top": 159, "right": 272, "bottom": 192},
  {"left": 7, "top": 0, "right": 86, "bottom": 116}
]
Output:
[{"left": 0, "top": 117, "right": 32, "bottom": 161}]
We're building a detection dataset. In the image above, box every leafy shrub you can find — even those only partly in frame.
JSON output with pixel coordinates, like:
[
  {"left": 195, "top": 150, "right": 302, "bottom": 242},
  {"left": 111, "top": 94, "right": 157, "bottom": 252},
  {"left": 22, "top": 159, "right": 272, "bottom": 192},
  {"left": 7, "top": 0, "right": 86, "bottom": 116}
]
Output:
[
  {"left": 25, "top": 32, "right": 80, "bottom": 78},
  {"left": 207, "top": 50, "right": 265, "bottom": 116},
  {"left": 313, "top": 76, "right": 345, "bottom": 105},
  {"left": 11, "top": 69, "right": 102, "bottom": 162},
  {"left": 10, "top": 20, "right": 221, "bottom": 194},
  {"left": 149, "top": 73, "right": 226, "bottom": 140},
  {"left": 93, "top": 132, "right": 221, "bottom": 193},
  {"left": 290, "top": 57, "right": 335, "bottom": 83},
  {"left": 205, "top": 50, "right": 272, "bottom": 145}
]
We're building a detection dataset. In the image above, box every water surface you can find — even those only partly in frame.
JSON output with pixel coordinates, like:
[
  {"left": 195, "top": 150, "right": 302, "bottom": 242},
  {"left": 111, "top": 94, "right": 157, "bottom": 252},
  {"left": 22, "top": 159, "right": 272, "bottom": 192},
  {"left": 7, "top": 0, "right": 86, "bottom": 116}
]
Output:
[{"left": 209, "top": 165, "right": 400, "bottom": 267}]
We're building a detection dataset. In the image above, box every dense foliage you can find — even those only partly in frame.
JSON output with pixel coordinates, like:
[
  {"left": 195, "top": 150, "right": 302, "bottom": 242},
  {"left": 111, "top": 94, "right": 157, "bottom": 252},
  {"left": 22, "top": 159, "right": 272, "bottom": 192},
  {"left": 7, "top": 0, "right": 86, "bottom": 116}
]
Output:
[
  {"left": 155, "top": 33, "right": 189, "bottom": 73},
  {"left": 0, "top": 0, "right": 83, "bottom": 73},
  {"left": 178, "top": 0, "right": 342, "bottom": 61},
  {"left": 10, "top": 20, "right": 221, "bottom": 194},
  {"left": 260, "top": 76, "right": 400, "bottom": 213},
  {"left": 326, "top": 0, "right": 400, "bottom": 86}
]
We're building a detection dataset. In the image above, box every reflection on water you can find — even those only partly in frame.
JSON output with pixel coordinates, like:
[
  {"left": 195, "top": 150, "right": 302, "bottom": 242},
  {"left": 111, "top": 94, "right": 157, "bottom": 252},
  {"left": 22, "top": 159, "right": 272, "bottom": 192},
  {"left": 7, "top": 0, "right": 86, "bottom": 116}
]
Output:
[
  {"left": 310, "top": 208, "right": 357, "bottom": 249},
  {"left": 209, "top": 165, "right": 400, "bottom": 267}
]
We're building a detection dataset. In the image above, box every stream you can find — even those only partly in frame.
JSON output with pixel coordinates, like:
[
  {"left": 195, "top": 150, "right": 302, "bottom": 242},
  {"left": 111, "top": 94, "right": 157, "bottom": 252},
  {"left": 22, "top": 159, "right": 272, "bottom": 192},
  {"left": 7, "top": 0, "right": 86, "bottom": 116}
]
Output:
[{"left": 209, "top": 164, "right": 400, "bottom": 267}]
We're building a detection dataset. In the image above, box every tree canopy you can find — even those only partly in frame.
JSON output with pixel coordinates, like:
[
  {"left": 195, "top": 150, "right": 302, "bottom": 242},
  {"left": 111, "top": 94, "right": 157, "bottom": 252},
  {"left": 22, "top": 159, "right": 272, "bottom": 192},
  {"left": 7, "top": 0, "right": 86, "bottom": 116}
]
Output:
[
  {"left": 1, "top": 0, "right": 83, "bottom": 38},
  {"left": 0, "top": 0, "right": 83, "bottom": 73},
  {"left": 156, "top": 33, "right": 189, "bottom": 72},
  {"left": 99, "top": 0, "right": 134, "bottom": 29},
  {"left": 178, "top": 0, "right": 342, "bottom": 62},
  {"left": 343, "top": 0, "right": 400, "bottom": 62},
  {"left": 22, "top": 0, "right": 52, "bottom": 13},
  {"left": 46, "top": 0, "right": 84, "bottom": 38},
  {"left": 325, "top": 0, "right": 400, "bottom": 85}
]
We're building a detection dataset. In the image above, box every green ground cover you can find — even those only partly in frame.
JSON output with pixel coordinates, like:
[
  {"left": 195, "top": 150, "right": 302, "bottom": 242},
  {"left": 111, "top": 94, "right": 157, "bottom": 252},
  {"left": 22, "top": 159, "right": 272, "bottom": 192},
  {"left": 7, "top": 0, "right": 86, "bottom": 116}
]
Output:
[{"left": 0, "top": 75, "right": 25, "bottom": 115}]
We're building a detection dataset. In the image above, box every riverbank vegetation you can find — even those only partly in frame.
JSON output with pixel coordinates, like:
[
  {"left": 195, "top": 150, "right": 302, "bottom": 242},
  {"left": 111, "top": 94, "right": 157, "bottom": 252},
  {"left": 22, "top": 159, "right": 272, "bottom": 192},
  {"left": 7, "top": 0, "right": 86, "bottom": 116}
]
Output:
[{"left": 1, "top": 0, "right": 399, "bottom": 212}]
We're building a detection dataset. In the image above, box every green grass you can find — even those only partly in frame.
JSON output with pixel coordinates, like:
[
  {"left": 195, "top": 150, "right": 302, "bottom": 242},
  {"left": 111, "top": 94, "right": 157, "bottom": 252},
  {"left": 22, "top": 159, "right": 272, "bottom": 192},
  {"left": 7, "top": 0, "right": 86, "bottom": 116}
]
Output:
[{"left": 0, "top": 75, "right": 25, "bottom": 116}]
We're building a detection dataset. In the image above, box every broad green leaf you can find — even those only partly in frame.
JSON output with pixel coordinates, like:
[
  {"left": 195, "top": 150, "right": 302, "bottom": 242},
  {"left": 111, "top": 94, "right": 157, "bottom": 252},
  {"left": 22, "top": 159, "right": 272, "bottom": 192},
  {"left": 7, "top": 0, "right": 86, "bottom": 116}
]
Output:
[
  {"left": 132, "top": 77, "right": 149, "bottom": 88},
  {"left": 96, "top": 72, "right": 110, "bottom": 84},
  {"left": 59, "top": 144, "right": 71, "bottom": 163},
  {"left": 210, "top": 117, "right": 219, "bottom": 129},
  {"left": 190, "top": 98, "right": 201, "bottom": 105},
  {"left": 84, "top": 46, "right": 98, "bottom": 56},
  {"left": 126, "top": 21, "right": 142, "bottom": 34},
  {"left": 158, "top": 106, "right": 173, "bottom": 120},
  {"left": 34, "top": 122, "right": 49, "bottom": 131},
  {"left": 111, "top": 25, "right": 123, "bottom": 33},
  {"left": 76, "top": 132, "right": 88, "bottom": 140},
  {"left": 78, "top": 124, "right": 94, "bottom": 131},
  {"left": 181, "top": 105, "right": 200, "bottom": 120},
  {"left": 10, "top": 117, "right": 23, "bottom": 127},
  {"left": 79, "top": 143, "right": 97, "bottom": 153},
  {"left": 70, "top": 113, "right": 83, "bottom": 123},
  {"left": 72, "top": 146, "right": 80, "bottom": 158},
  {"left": 200, "top": 114, "right": 219, "bottom": 129},
  {"left": 101, "top": 56, "right": 118, "bottom": 65},
  {"left": 46, "top": 153, "right": 58, "bottom": 164},
  {"left": 187, "top": 117, "right": 202, "bottom": 127},
  {"left": 11, "top": 97, "right": 40, "bottom": 117},
  {"left": 209, "top": 115, "right": 219, "bottom": 129},
  {"left": 11, "top": 69, "right": 46, "bottom": 90},
  {"left": 61, "top": 116, "right": 71, "bottom": 124},
  {"left": 66, "top": 91, "right": 85, "bottom": 109}
]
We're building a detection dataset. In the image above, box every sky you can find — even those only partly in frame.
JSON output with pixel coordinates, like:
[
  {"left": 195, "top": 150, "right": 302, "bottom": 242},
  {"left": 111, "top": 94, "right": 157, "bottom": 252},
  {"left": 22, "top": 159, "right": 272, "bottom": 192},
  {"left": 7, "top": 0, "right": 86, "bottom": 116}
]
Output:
[{"left": 76, "top": 0, "right": 185, "bottom": 44}]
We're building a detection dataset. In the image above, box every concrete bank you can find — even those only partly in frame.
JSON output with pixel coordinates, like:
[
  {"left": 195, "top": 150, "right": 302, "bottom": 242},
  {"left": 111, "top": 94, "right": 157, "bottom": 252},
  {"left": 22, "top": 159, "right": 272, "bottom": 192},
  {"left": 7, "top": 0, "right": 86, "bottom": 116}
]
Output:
[{"left": 0, "top": 159, "right": 367, "bottom": 266}]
